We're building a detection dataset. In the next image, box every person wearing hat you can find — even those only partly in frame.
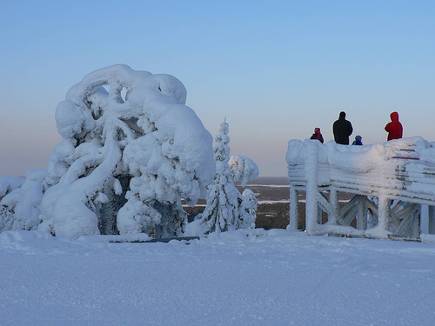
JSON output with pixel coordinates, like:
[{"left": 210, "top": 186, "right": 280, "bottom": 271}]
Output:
[
  {"left": 352, "top": 135, "right": 363, "bottom": 145},
  {"left": 310, "top": 127, "right": 324, "bottom": 143}
]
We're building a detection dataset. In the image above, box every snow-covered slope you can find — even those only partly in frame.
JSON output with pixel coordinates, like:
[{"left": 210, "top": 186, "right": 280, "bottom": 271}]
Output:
[{"left": 1, "top": 230, "right": 434, "bottom": 326}]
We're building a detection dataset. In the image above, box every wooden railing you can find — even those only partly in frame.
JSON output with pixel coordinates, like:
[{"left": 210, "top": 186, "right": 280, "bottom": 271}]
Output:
[{"left": 286, "top": 137, "right": 435, "bottom": 240}]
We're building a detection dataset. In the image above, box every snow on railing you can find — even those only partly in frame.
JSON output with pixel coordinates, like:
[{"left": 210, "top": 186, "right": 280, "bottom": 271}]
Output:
[{"left": 286, "top": 137, "right": 435, "bottom": 240}]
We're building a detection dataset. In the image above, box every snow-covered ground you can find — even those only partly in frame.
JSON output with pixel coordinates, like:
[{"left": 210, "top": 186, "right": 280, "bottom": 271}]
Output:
[{"left": 1, "top": 230, "right": 435, "bottom": 326}]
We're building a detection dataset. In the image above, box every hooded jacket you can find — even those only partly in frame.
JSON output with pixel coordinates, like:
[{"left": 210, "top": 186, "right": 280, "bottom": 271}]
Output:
[
  {"left": 352, "top": 135, "right": 363, "bottom": 145},
  {"left": 333, "top": 112, "right": 353, "bottom": 145},
  {"left": 385, "top": 112, "right": 403, "bottom": 141},
  {"left": 310, "top": 128, "right": 324, "bottom": 143}
]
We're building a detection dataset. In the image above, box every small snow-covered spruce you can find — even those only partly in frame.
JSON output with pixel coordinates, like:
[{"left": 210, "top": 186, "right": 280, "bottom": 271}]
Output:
[
  {"left": 239, "top": 189, "right": 257, "bottom": 229},
  {"left": 229, "top": 155, "right": 259, "bottom": 187},
  {"left": 0, "top": 171, "right": 46, "bottom": 232},
  {"left": 190, "top": 120, "right": 256, "bottom": 235},
  {"left": 34, "top": 64, "right": 215, "bottom": 239}
]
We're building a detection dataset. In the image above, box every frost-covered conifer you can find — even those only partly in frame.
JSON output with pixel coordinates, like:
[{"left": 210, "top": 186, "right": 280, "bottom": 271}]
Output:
[
  {"left": 229, "top": 155, "right": 259, "bottom": 186},
  {"left": 0, "top": 64, "right": 215, "bottom": 239},
  {"left": 0, "top": 172, "right": 46, "bottom": 231},
  {"left": 189, "top": 120, "right": 257, "bottom": 234},
  {"left": 192, "top": 120, "right": 241, "bottom": 233},
  {"left": 239, "top": 189, "right": 257, "bottom": 229}
]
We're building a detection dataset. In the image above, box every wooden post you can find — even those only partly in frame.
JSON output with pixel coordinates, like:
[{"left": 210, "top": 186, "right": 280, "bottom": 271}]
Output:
[
  {"left": 288, "top": 185, "right": 299, "bottom": 230},
  {"left": 356, "top": 197, "right": 367, "bottom": 230},
  {"left": 317, "top": 207, "right": 323, "bottom": 224},
  {"left": 328, "top": 187, "right": 338, "bottom": 225},
  {"left": 420, "top": 204, "right": 429, "bottom": 234},
  {"left": 430, "top": 206, "right": 435, "bottom": 234},
  {"left": 305, "top": 141, "right": 319, "bottom": 234},
  {"left": 377, "top": 194, "right": 389, "bottom": 235}
]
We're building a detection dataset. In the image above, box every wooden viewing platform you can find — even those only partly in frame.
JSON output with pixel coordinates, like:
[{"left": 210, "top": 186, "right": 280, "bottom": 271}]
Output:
[{"left": 286, "top": 137, "right": 435, "bottom": 240}]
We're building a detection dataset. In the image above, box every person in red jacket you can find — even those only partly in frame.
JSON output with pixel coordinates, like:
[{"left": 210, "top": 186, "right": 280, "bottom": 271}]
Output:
[
  {"left": 310, "top": 127, "right": 324, "bottom": 143},
  {"left": 385, "top": 111, "right": 403, "bottom": 141}
]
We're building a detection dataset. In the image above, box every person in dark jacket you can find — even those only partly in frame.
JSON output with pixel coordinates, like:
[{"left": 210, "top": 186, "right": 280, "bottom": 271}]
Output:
[
  {"left": 352, "top": 135, "right": 363, "bottom": 145},
  {"left": 385, "top": 111, "right": 403, "bottom": 141},
  {"left": 310, "top": 127, "right": 324, "bottom": 143},
  {"left": 333, "top": 111, "right": 353, "bottom": 145}
]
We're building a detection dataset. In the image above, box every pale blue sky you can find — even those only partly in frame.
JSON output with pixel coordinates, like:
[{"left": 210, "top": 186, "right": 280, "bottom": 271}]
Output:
[{"left": 1, "top": 0, "right": 435, "bottom": 176}]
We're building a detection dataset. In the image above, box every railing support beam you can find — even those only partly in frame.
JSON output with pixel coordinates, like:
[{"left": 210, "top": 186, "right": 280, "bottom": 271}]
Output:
[
  {"left": 305, "top": 141, "right": 319, "bottom": 234},
  {"left": 288, "top": 186, "right": 299, "bottom": 230}
]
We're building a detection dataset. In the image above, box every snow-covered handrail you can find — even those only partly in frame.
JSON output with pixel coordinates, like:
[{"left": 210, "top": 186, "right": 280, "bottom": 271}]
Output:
[{"left": 286, "top": 137, "right": 435, "bottom": 240}]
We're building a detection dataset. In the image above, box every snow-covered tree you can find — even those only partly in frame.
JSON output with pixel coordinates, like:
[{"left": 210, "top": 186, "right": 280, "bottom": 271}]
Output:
[
  {"left": 239, "top": 189, "right": 257, "bottom": 229},
  {"left": 229, "top": 155, "right": 259, "bottom": 186},
  {"left": 188, "top": 120, "right": 257, "bottom": 235},
  {"left": 0, "top": 171, "right": 46, "bottom": 232},
  {"left": 18, "top": 64, "right": 216, "bottom": 239}
]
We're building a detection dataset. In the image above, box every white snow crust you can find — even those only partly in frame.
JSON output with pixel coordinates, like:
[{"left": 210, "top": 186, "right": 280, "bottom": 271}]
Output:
[{"left": 1, "top": 230, "right": 435, "bottom": 326}]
